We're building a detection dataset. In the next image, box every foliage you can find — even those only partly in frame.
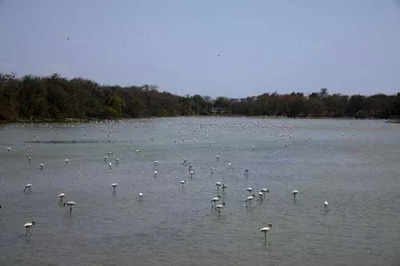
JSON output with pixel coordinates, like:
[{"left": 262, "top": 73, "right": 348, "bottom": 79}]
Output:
[{"left": 0, "top": 74, "right": 399, "bottom": 121}]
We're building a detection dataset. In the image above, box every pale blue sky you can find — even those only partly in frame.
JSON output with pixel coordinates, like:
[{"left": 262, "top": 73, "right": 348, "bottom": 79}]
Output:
[{"left": 1, "top": 0, "right": 399, "bottom": 97}]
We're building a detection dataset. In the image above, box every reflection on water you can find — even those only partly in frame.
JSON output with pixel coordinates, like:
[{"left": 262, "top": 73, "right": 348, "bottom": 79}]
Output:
[{"left": 0, "top": 117, "right": 399, "bottom": 266}]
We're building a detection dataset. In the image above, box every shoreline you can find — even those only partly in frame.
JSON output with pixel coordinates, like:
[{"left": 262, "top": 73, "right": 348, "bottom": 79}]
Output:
[{"left": 1, "top": 116, "right": 399, "bottom": 125}]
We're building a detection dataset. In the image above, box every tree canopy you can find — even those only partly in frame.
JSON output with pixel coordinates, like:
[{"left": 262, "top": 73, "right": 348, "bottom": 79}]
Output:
[{"left": 0, "top": 73, "right": 399, "bottom": 122}]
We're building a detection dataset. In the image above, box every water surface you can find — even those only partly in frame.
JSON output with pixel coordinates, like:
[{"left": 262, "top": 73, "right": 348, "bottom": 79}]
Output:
[{"left": 0, "top": 117, "right": 399, "bottom": 266}]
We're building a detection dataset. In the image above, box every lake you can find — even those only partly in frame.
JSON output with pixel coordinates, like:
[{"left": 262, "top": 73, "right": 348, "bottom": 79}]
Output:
[{"left": 0, "top": 117, "right": 399, "bottom": 266}]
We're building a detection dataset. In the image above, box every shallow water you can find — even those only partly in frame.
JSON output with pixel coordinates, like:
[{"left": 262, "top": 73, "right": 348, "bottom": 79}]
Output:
[{"left": 0, "top": 117, "right": 399, "bottom": 266}]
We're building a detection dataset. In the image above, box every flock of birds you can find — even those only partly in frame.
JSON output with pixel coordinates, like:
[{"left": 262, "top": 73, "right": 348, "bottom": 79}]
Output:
[{"left": 3, "top": 142, "right": 330, "bottom": 243}]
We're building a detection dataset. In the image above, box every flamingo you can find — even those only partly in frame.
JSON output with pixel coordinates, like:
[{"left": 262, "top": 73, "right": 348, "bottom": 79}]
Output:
[
  {"left": 257, "top": 191, "right": 264, "bottom": 200},
  {"left": 189, "top": 169, "right": 194, "bottom": 178},
  {"left": 64, "top": 201, "right": 76, "bottom": 216},
  {"left": 215, "top": 204, "right": 223, "bottom": 215},
  {"left": 24, "top": 184, "right": 32, "bottom": 192},
  {"left": 211, "top": 196, "right": 220, "bottom": 207},
  {"left": 292, "top": 190, "right": 299, "bottom": 200},
  {"left": 57, "top": 193, "right": 65, "bottom": 201},
  {"left": 260, "top": 224, "right": 272, "bottom": 243},
  {"left": 138, "top": 192, "right": 144, "bottom": 200},
  {"left": 24, "top": 220, "right": 36, "bottom": 235},
  {"left": 245, "top": 195, "right": 254, "bottom": 207}
]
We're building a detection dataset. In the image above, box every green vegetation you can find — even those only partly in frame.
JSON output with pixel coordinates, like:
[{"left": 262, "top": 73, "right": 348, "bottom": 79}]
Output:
[{"left": 0, "top": 73, "right": 399, "bottom": 122}]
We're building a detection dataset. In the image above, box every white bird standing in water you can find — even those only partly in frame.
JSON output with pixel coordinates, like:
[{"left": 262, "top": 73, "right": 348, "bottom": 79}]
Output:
[
  {"left": 245, "top": 195, "right": 254, "bottom": 207},
  {"left": 138, "top": 192, "right": 144, "bottom": 200},
  {"left": 7, "top": 146, "right": 11, "bottom": 152},
  {"left": 323, "top": 201, "right": 328, "bottom": 208},
  {"left": 153, "top": 170, "right": 158, "bottom": 177},
  {"left": 111, "top": 183, "right": 118, "bottom": 191},
  {"left": 215, "top": 204, "right": 223, "bottom": 215},
  {"left": 108, "top": 162, "right": 112, "bottom": 169},
  {"left": 64, "top": 201, "right": 76, "bottom": 216},
  {"left": 292, "top": 190, "right": 299, "bottom": 200},
  {"left": 57, "top": 193, "right": 65, "bottom": 201},
  {"left": 24, "top": 220, "right": 36, "bottom": 235},
  {"left": 211, "top": 196, "right": 220, "bottom": 207},
  {"left": 216, "top": 154, "right": 220, "bottom": 161},
  {"left": 64, "top": 158, "right": 70, "bottom": 165},
  {"left": 261, "top": 188, "right": 270, "bottom": 193},
  {"left": 258, "top": 191, "right": 264, "bottom": 200},
  {"left": 24, "top": 184, "right": 32, "bottom": 192},
  {"left": 260, "top": 224, "right": 272, "bottom": 243},
  {"left": 39, "top": 162, "right": 45, "bottom": 170},
  {"left": 179, "top": 180, "right": 185, "bottom": 185},
  {"left": 246, "top": 187, "right": 253, "bottom": 193}
]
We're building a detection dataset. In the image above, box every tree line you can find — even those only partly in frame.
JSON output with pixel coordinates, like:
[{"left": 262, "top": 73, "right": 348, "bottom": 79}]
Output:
[{"left": 0, "top": 73, "right": 399, "bottom": 122}]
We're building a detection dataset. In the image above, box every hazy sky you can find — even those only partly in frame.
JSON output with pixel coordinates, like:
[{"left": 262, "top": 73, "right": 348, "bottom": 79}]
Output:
[{"left": 1, "top": 0, "right": 399, "bottom": 97}]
